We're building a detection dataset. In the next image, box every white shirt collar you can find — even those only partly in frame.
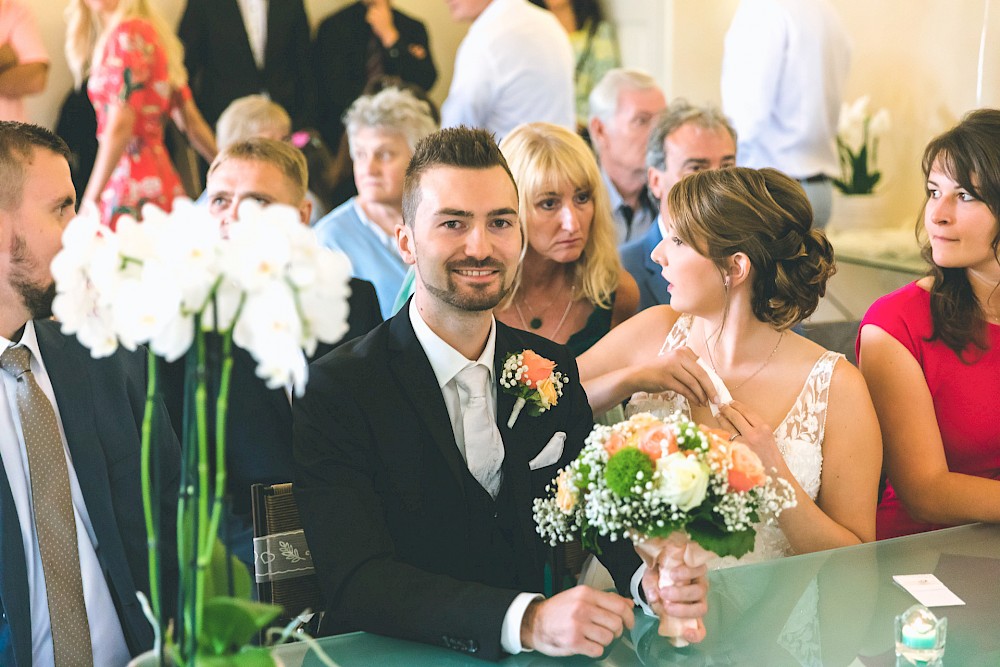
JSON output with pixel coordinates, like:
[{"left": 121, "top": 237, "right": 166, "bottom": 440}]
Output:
[
  {"left": 1, "top": 319, "right": 42, "bottom": 370},
  {"left": 408, "top": 299, "right": 496, "bottom": 389}
]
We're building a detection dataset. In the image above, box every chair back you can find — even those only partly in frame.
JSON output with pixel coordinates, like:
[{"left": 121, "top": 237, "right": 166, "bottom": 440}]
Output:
[{"left": 251, "top": 482, "right": 323, "bottom": 630}]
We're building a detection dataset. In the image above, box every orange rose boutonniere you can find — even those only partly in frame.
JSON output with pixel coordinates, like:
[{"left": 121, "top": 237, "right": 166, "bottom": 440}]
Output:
[{"left": 500, "top": 349, "right": 566, "bottom": 427}]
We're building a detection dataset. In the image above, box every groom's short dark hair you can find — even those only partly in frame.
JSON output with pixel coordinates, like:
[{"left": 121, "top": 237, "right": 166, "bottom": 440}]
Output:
[
  {"left": 0, "top": 121, "right": 71, "bottom": 211},
  {"left": 402, "top": 126, "right": 517, "bottom": 226}
]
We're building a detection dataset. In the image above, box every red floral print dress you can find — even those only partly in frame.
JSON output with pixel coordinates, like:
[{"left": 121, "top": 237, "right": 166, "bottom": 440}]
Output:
[{"left": 88, "top": 18, "right": 190, "bottom": 229}]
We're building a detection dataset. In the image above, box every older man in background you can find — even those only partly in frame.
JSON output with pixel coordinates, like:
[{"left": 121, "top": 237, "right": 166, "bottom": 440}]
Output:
[
  {"left": 441, "top": 0, "right": 574, "bottom": 139},
  {"left": 621, "top": 100, "right": 737, "bottom": 310},
  {"left": 588, "top": 69, "right": 666, "bottom": 244}
]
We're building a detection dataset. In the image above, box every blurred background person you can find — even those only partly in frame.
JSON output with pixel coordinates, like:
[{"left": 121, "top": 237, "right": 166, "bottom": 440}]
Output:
[
  {"left": 588, "top": 68, "right": 666, "bottom": 243},
  {"left": 495, "top": 121, "right": 638, "bottom": 355},
  {"left": 621, "top": 100, "right": 737, "bottom": 311},
  {"left": 721, "top": 0, "right": 850, "bottom": 228},
  {"left": 0, "top": 0, "right": 48, "bottom": 122},
  {"left": 178, "top": 0, "right": 314, "bottom": 133},
  {"left": 858, "top": 109, "right": 1000, "bottom": 539},
  {"left": 312, "top": 0, "right": 436, "bottom": 151},
  {"left": 215, "top": 93, "right": 291, "bottom": 149},
  {"left": 314, "top": 86, "right": 437, "bottom": 319},
  {"left": 442, "top": 0, "right": 574, "bottom": 140},
  {"left": 529, "top": 0, "right": 620, "bottom": 134},
  {"left": 164, "top": 137, "right": 382, "bottom": 569},
  {"left": 65, "top": 0, "right": 216, "bottom": 228}
]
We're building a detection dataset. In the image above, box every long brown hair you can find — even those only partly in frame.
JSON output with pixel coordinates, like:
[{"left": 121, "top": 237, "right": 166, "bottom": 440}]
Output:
[{"left": 920, "top": 109, "right": 1000, "bottom": 358}]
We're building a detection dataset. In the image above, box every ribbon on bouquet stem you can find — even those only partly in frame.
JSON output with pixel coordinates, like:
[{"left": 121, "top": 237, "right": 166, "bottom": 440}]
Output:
[{"left": 635, "top": 532, "right": 713, "bottom": 647}]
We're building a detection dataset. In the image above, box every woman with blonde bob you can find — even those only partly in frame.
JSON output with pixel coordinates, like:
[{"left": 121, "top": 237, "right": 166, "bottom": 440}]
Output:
[
  {"left": 495, "top": 122, "right": 638, "bottom": 354},
  {"left": 579, "top": 167, "right": 882, "bottom": 563},
  {"left": 66, "top": 0, "right": 216, "bottom": 228}
]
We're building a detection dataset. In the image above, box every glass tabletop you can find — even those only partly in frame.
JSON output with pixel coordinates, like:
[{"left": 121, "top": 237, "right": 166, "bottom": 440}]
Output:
[{"left": 272, "top": 523, "right": 1000, "bottom": 666}]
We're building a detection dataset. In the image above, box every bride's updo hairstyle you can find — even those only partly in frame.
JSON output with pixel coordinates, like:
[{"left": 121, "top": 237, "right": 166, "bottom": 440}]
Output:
[{"left": 667, "top": 167, "right": 836, "bottom": 329}]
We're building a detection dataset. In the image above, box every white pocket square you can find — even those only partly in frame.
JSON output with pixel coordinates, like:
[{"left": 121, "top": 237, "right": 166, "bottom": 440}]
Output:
[{"left": 529, "top": 432, "right": 566, "bottom": 470}]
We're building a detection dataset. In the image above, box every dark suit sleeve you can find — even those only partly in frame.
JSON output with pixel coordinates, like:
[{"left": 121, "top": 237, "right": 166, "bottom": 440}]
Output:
[
  {"left": 289, "top": 0, "right": 316, "bottom": 128},
  {"left": 386, "top": 13, "right": 437, "bottom": 93},
  {"left": 311, "top": 15, "right": 353, "bottom": 148},
  {"left": 177, "top": 0, "right": 205, "bottom": 97},
  {"left": 293, "top": 357, "right": 518, "bottom": 661}
]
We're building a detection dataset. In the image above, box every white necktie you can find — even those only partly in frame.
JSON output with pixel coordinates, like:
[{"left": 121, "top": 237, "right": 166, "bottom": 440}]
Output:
[{"left": 455, "top": 364, "right": 504, "bottom": 498}]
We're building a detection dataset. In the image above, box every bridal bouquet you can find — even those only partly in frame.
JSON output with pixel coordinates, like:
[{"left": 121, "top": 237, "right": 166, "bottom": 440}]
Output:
[
  {"left": 533, "top": 412, "right": 796, "bottom": 644},
  {"left": 51, "top": 199, "right": 352, "bottom": 666}
]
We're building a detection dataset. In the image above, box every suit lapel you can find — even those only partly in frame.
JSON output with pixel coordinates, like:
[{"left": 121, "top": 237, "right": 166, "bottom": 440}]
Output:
[
  {"left": 0, "top": 466, "right": 31, "bottom": 667},
  {"left": 387, "top": 314, "right": 468, "bottom": 496},
  {"left": 225, "top": 0, "right": 262, "bottom": 71}
]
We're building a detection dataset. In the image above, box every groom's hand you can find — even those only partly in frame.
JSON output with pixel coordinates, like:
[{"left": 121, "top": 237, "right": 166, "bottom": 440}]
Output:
[
  {"left": 520, "top": 586, "right": 634, "bottom": 658},
  {"left": 641, "top": 563, "right": 709, "bottom": 643}
]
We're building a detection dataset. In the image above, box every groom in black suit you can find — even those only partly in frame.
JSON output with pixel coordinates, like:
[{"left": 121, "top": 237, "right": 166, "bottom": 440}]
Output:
[
  {"left": 0, "top": 122, "right": 180, "bottom": 665},
  {"left": 294, "top": 127, "right": 707, "bottom": 660}
]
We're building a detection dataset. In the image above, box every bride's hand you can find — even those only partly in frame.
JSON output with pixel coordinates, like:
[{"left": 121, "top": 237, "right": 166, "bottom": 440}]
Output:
[
  {"left": 633, "top": 346, "right": 717, "bottom": 407},
  {"left": 717, "top": 400, "right": 783, "bottom": 470}
]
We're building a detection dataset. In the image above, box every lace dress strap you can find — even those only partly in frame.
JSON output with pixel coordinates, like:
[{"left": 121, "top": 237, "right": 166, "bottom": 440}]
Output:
[
  {"left": 773, "top": 350, "right": 843, "bottom": 501},
  {"left": 657, "top": 313, "right": 694, "bottom": 355}
]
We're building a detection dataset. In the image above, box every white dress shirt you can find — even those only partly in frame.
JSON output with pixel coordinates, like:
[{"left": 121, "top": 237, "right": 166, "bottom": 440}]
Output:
[
  {"left": 0, "top": 321, "right": 130, "bottom": 667},
  {"left": 721, "top": 0, "right": 850, "bottom": 179},
  {"left": 236, "top": 0, "right": 268, "bottom": 69},
  {"left": 441, "top": 0, "right": 575, "bottom": 140},
  {"left": 408, "top": 302, "right": 540, "bottom": 654}
]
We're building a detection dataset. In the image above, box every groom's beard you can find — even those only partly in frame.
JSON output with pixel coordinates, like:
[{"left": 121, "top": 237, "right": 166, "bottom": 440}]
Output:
[{"left": 9, "top": 234, "right": 56, "bottom": 320}]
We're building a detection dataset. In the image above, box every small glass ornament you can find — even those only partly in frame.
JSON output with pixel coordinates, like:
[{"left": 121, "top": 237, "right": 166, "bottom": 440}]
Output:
[{"left": 895, "top": 604, "right": 946, "bottom": 666}]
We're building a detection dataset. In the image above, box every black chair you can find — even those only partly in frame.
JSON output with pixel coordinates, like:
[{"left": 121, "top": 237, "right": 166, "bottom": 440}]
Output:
[{"left": 250, "top": 482, "right": 324, "bottom": 637}]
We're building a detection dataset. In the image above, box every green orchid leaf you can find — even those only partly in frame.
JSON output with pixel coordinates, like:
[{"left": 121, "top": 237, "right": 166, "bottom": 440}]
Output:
[
  {"left": 203, "top": 538, "right": 253, "bottom": 601},
  {"left": 195, "top": 646, "right": 276, "bottom": 667},
  {"left": 198, "top": 597, "right": 282, "bottom": 656}
]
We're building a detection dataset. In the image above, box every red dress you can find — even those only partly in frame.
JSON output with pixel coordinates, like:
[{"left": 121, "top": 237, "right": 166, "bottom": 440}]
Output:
[
  {"left": 858, "top": 282, "right": 1000, "bottom": 539},
  {"left": 88, "top": 18, "right": 190, "bottom": 228}
]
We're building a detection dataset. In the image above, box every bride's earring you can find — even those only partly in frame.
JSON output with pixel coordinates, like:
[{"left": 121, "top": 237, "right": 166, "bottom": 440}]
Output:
[{"left": 723, "top": 275, "right": 730, "bottom": 290}]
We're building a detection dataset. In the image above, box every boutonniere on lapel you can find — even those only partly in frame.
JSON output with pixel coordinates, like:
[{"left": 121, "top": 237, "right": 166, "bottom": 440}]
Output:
[{"left": 500, "top": 349, "right": 566, "bottom": 428}]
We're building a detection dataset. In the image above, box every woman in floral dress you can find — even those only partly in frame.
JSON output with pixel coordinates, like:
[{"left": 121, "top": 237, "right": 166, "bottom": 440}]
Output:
[{"left": 66, "top": 0, "right": 216, "bottom": 228}]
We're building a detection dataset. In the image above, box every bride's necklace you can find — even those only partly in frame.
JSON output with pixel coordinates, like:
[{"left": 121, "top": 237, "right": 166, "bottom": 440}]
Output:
[
  {"left": 703, "top": 326, "right": 785, "bottom": 392},
  {"left": 514, "top": 285, "right": 576, "bottom": 337}
]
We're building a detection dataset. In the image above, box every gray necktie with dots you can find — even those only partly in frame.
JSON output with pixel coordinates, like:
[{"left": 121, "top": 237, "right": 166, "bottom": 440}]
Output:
[{"left": 1, "top": 345, "right": 93, "bottom": 666}]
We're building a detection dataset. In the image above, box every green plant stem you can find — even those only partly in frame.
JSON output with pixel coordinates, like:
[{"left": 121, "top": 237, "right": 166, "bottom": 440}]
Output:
[
  {"left": 199, "top": 328, "right": 234, "bottom": 591},
  {"left": 194, "top": 326, "right": 210, "bottom": 654},
  {"left": 140, "top": 348, "right": 162, "bottom": 631}
]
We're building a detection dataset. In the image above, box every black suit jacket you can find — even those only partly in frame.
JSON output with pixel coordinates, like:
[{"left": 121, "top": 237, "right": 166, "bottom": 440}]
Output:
[
  {"left": 161, "top": 278, "right": 381, "bottom": 521},
  {"left": 0, "top": 320, "right": 180, "bottom": 666},
  {"left": 293, "top": 309, "right": 640, "bottom": 661},
  {"left": 178, "top": 0, "right": 316, "bottom": 129},
  {"left": 312, "top": 1, "right": 437, "bottom": 148},
  {"left": 621, "top": 219, "right": 670, "bottom": 311}
]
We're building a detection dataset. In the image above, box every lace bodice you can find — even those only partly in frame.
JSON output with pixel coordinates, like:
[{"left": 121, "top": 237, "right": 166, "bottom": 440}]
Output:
[{"left": 627, "top": 314, "right": 843, "bottom": 567}]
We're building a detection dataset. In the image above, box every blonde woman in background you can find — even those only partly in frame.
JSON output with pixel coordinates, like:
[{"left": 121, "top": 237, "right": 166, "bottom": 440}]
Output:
[
  {"left": 496, "top": 121, "right": 638, "bottom": 355},
  {"left": 66, "top": 0, "right": 216, "bottom": 228}
]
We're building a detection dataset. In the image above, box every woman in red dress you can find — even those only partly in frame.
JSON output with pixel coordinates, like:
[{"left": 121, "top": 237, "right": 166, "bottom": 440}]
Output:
[{"left": 66, "top": 0, "right": 216, "bottom": 228}]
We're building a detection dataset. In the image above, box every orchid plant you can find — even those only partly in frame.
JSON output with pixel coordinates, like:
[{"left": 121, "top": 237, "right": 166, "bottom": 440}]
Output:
[
  {"left": 834, "top": 95, "right": 891, "bottom": 195},
  {"left": 51, "top": 199, "right": 352, "bottom": 666}
]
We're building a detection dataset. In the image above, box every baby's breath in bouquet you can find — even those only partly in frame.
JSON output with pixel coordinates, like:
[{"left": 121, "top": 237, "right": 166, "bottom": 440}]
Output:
[{"left": 534, "top": 412, "right": 796, "bottom": 644}]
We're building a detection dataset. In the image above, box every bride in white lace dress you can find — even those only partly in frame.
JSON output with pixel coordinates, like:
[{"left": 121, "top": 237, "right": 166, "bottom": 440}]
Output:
[{"left": 579, "top": 167, "right": 882, "bottom": 565}]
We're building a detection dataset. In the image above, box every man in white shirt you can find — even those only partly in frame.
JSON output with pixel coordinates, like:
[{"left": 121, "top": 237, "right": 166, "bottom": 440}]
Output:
[
  {"left": 721, "top": 0, "right": 850, "bottom": 228},
  {"left": 441, "top": 0, "right": 574, "bottom": 140},
  {"left": 293, "top": 126, "right": 708, "bottom": 660},
  {"left": 588, "top": 69, "right": 666, "bottom": 244},
  {"left": 0, "top": 121, "right": 180, "bottom": 666}
]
